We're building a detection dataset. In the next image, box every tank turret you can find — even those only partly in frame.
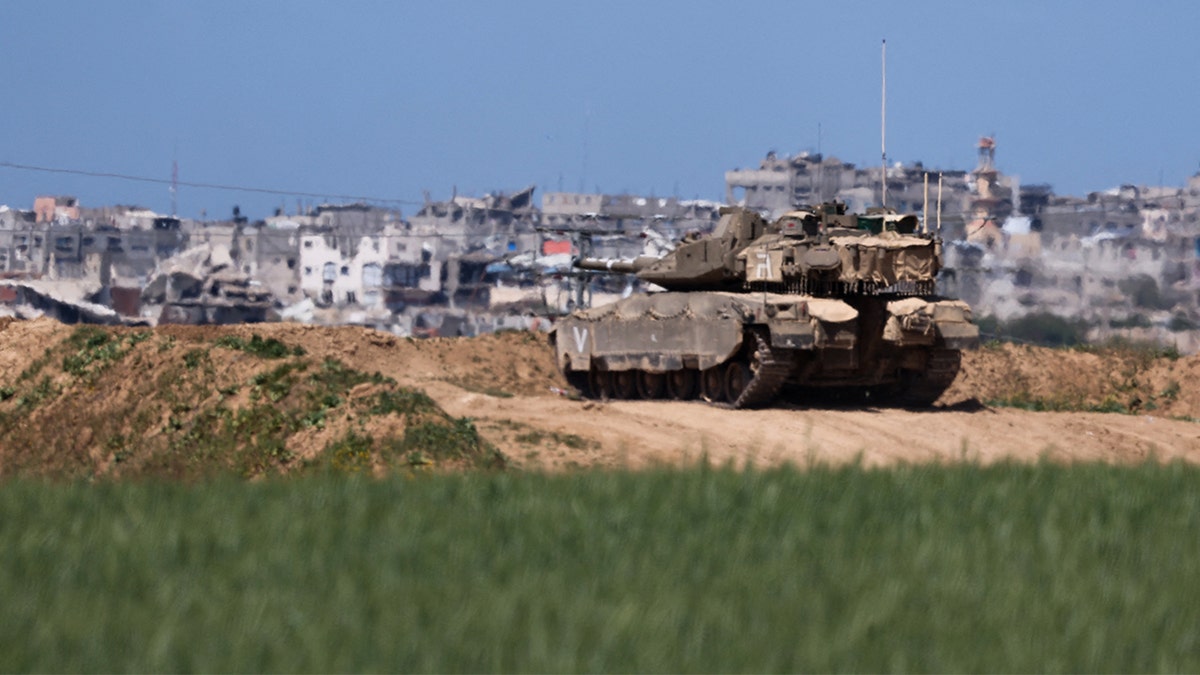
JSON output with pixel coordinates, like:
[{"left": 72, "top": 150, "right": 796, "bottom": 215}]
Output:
[
  {"left": 576, "top": 203, "right": 942, "bottom": 297},
  {"left": 738, "top": 203, "right": 941, "bottom": 297}
]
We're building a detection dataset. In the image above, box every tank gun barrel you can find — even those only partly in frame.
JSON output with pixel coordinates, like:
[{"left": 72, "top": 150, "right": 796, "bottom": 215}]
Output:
[{"left": 574, "top": 257, "right": 656, "bottom": 274}]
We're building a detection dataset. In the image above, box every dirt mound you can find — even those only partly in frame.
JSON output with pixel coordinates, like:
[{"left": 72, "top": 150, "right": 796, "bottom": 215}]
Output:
[
  {"left": 0, "top": 320, "right": 508, "bottom": 480},
  {"left": 946, "top": 343, "right": 1200, "bottom": 418},
  {"left": 1, "top": 318, "right": 1199, "bottom": 478}
]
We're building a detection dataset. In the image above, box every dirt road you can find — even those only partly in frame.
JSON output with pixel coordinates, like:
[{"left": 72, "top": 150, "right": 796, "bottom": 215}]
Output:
[{"left": 426, "top": 380, "right": 1200, "bottom": 470}]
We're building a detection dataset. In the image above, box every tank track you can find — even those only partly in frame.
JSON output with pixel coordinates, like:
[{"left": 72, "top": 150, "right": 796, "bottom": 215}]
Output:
[
  {"left": 891, "top": 348, "right": 961, "bottom": 407},
  {"left": 726, "top": 332, "right": 795, "bottom": 410}
]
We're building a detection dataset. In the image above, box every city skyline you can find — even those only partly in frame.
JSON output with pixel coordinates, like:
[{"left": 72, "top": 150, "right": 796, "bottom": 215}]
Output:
[{"left": 2, "top": 1, "right": 1199, "bottom": 220}]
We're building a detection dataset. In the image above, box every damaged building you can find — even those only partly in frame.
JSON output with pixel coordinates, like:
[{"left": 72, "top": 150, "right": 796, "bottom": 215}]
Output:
[
  {"left": 724, "top": 148, "right": 983, "bottom": 238},
  {"left": 11, "top": 137, "right": 1200, "bottom": 350},
  {"left": 142, "top": 244, "right": 275, "bottom": 324}
]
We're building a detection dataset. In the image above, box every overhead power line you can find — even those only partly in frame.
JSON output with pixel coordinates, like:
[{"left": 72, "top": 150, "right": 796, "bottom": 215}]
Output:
[{"left": 0, "top": 160, "right": 423, "bottom": 206}]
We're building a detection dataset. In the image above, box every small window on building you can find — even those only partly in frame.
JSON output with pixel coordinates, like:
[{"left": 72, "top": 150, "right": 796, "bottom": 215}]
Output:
[
  {"left": 304, "top": 266, "right": 312, "bottom": 276},
  {"left": 362, "top": 263, "right": 382, "bottom": 288},
  {"left": 287, "top": 258, "right": 296, "bottom": 269},
  {"left": 304, "top": 240, "right": 313, "bottom": 248},
  {"left": 340, "top": 265, "right": 349, "bottom": 276}
]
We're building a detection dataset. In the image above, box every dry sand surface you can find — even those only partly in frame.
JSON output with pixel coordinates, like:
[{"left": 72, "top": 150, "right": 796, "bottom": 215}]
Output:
[
  {"left": 2, "top": 317, "right": 1199, "bottom": 473},
  {"left": 432, "top": 388, "right": 1200, "bottom": 471}
]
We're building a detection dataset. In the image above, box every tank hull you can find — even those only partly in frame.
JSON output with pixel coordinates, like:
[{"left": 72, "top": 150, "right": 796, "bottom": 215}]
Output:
[{"left": 552, "top": 291, "right": 978, "bottom": 408}]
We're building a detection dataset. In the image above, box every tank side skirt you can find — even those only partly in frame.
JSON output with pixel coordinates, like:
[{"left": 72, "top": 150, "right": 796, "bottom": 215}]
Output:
[{"left": 561, "top": 315, "right": 745, "bottom": 373}]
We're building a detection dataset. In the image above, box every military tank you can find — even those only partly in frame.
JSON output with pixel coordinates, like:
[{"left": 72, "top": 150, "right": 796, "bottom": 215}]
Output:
[{"left": 549, "top": 202, "right": 979, "bottom": 408}]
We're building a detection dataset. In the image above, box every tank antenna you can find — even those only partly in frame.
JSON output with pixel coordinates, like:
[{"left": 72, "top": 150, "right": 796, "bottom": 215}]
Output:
[
  {"left": 170, "top": 145, "right": 178, "bottom": 217},
  {"left": 922, "top": 172, "right": 929, "bottom": 234},
  {"left": 936, "top": 171, "right": 944, "bottom": 234},
  {"left": 880, "top": 39, "right": 887, "bottom": 208},
  {"left": 816, "top": 121, "right": 823, "bottom": 203}
]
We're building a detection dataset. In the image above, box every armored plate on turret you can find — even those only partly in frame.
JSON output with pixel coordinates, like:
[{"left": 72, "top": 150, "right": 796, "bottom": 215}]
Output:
[{"left": 552, "top": 203, "right": 978, "bottom": 408}]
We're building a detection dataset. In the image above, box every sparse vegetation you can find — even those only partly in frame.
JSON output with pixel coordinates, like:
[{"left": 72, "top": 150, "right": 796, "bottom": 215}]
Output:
[
  {"left": 986, "top": 391, "right": 1130, "bottom": 414},
  {"left": 441, "top": 374, "right": 515, "bottom": 398},
  {"left": 213, "top": 333, "right": 306, "bottom": 358},
  {"left": 1076, "top": 338, "right": 1181, "bottom": 362},
  {"left": 0, "top": 327, "right": 503, "bottom": 479},
  {"left": 977, "top": 312, "right": 1091, "bottom": 347},
  {"left": 490, "top": 418, "right": 596, "bottom": 452},
  {"left": 364, "top": 389, "right": 438, "bottom": 417},
  {"left": 515, "top": 429, "right": 591, "bottom": 450},
  {"left": 55, "top": 328, "right": 152, "bottom": 391}
]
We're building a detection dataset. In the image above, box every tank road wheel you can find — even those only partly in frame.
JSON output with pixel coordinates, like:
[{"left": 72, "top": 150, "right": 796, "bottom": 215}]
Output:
[
  {"left": 700, "top": 366, "right": 726, "bottom": 403},
  {"left": 636, "top": 370, "right": 666, "bottom": 399},
  {"left": 609, "top": 370, "right": 639, "bottom": 400},
  {"left": 666, "top": 369, "right": 698, "bottom": 400},
  {"left": 724, "top": 360, "right": 752, "bottom": 403},
  {"left": 587, "top": 367, "right": 611, "bottom": 400}
]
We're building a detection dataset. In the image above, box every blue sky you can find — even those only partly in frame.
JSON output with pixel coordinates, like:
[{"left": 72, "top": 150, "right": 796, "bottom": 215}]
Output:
[{"left": 2, "top": 1, "right": 1199, "bottom": 220}]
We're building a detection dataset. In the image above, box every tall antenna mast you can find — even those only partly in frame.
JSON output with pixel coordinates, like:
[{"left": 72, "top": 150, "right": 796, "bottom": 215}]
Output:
[
  {"left": 817, "top": 121, "right": 823, "bottom": 203},
  {"left": 170, "top": 147, "right": 178, "bottom": 217},
  {"left": 580, "top": 103, "right": 591, "bottom": 193},
  {"left": 881, "top": 38, "right": 887, "bottom": 208}
]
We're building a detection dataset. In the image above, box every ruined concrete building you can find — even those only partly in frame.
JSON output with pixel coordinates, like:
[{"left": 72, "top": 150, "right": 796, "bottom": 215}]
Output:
[
  {"left": 11, "top": 139, "right": 1200, "bottom": 349},
  {"left": 539, "top": 192, "right": 721, "bottom": 261},
  {"left": 33, "top": 195, "right": 79, "bottom": 223},
  {"left": 935, "top": 144, "right": 1200, "bottom": 349},
  {"left": 725, "top": 149, "right": 979, "bottom": 233},
  {"left": 142, "top": 244, "right": 274, "bottom": 324}
]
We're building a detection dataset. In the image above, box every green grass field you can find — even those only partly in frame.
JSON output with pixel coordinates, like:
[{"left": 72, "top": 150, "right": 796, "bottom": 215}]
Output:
[{"left": 3, "top": 462, "right": 1200, "bottom": 672}]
